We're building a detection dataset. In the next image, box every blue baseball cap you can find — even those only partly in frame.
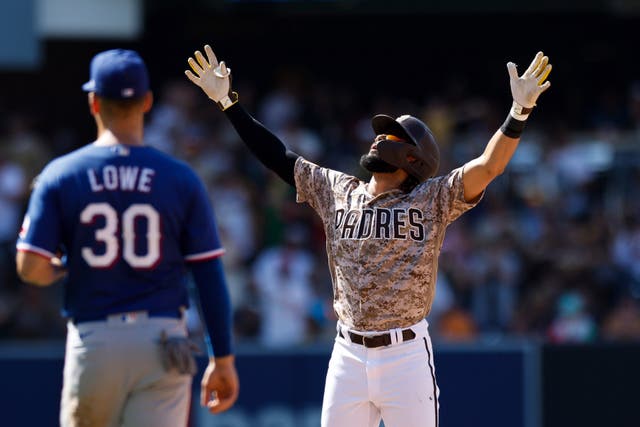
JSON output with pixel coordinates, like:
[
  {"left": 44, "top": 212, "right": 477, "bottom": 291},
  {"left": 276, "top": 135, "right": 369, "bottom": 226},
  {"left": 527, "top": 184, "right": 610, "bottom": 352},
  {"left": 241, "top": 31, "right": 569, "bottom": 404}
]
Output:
[{"left": 82, "top": 49, "right": 149, "bottom": 99}]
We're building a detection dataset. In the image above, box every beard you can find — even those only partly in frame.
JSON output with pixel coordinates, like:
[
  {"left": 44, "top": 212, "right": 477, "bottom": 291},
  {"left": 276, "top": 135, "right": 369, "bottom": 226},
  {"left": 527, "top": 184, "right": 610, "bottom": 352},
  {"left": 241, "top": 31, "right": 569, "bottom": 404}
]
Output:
[{"left": 359, "top": 153, "right": 398, "bottom": 174}]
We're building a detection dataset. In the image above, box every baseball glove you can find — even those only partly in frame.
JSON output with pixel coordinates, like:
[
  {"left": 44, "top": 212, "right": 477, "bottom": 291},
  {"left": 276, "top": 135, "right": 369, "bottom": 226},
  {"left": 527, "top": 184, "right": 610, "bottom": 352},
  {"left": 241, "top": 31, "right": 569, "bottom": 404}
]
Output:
[{"left": 158, "top": 330, "right": 202, "bottom": 375}]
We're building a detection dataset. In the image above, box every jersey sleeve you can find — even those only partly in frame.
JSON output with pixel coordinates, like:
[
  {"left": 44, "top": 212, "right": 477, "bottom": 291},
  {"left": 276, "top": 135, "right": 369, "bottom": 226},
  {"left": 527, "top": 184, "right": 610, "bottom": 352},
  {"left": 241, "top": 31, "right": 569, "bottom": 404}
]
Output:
[
  {"left": 181, "top": 171, "right": 225, "bottom": 262},
  {"left": 294, "top": 157, "right": 352, "bottom": 214},
  {"left": 421, "top": 166, "right": 484, "bottom": 225},
  {"left": 16, "top": 168, "right": 62, "bottom": 259}
]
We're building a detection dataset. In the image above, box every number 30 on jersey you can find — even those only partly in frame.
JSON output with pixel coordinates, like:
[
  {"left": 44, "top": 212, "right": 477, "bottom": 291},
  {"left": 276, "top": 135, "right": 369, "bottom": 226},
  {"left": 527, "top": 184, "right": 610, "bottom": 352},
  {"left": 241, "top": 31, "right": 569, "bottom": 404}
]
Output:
[{"left": 80, "top": 202, "right": 160, "bottom": 268}]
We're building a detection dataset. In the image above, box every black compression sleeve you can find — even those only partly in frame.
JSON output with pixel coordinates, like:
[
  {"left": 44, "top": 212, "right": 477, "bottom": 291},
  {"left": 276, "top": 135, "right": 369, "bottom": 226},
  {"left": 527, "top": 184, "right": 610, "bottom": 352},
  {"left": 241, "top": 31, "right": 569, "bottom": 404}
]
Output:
[{"left": 224, "top": 103, "right": 299, "bottom": 187}]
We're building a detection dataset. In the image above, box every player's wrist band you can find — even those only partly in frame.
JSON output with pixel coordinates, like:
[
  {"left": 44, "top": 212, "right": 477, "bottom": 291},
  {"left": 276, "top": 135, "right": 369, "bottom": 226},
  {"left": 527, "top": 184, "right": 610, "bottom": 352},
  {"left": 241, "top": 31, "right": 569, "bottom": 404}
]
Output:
[
  {"left": 216, "top": 91, "right": 239, "bottom": 111},
  {"left": 500, "top": 113, "right": 527, "bottom": 139}
]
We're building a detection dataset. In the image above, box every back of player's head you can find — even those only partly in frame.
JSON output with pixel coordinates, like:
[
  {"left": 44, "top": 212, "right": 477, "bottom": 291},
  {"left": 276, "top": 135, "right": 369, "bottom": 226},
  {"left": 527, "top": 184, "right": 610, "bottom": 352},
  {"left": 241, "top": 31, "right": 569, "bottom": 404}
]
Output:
[
  {"left": 371, "top": 114, "right": 440, "bottom": 182},
  {"left": 82, "top": 49, "right": 149, "bottom": 100}
]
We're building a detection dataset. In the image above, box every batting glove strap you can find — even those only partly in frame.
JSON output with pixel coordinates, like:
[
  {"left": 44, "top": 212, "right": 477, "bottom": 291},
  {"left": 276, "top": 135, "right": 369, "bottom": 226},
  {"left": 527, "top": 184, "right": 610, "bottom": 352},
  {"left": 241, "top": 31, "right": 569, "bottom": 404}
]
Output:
[
  {"left": 217, "top": 91, "right": 239, "bottom": 111},
  {"left": 510, "top": 101, "right": 533, "bottom": 121}
]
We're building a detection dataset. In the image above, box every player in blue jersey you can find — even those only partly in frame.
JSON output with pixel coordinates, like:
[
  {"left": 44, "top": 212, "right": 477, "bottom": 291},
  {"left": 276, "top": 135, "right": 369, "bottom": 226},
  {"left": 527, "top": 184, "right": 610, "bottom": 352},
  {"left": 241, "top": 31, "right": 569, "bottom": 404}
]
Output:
[{"left": 15, "top": 49, "right": 239, "bottom": 427}]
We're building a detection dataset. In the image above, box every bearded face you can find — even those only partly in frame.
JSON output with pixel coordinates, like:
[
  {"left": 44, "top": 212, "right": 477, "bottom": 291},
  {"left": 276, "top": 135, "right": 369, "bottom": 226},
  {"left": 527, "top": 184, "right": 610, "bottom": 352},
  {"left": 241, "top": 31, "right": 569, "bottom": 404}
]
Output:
[{"left": 359, "top": 152, "right": 399, "bottom": 174}]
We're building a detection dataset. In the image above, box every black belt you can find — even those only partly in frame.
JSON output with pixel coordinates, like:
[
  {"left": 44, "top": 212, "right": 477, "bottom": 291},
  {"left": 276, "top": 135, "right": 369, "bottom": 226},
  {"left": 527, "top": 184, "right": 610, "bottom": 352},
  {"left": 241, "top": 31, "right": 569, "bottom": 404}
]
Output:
[
  {"left": 338, "top": 327, "right": 416, "bottom": 348},
  {"left": 72, "top": 308, "right": 182, "bottom": 324}
]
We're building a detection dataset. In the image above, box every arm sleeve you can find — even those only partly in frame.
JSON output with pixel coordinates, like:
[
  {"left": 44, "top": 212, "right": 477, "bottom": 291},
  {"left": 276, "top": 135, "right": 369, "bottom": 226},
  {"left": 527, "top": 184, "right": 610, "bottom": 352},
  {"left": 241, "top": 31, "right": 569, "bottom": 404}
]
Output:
[
  {"left": 224, "top": 103, "right": 299, "bottom": 186},
  {"left": 189, "top": 257, "right": 233, "bottom": 357}
]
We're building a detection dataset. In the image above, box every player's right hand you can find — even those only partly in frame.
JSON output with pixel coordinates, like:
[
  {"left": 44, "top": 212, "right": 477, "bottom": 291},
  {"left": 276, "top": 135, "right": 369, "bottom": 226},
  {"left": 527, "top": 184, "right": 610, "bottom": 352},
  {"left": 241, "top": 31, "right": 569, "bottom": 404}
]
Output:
[
  {"left": 506, "top": 51, "right": 552, "bottom": 109},
  {"left": 201, "top": 355, "right": 240, "bottom": 414},
  {"left": 185, "top": 45, "right": 231, "bottom": 103}
]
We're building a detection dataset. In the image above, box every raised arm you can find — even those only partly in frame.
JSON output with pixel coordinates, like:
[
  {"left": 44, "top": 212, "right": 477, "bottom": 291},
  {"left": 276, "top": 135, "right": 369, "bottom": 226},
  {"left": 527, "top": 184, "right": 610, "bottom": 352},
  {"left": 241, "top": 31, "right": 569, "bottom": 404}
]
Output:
[
  {"left": 185, "top": 45, "right": 299, "bottom": 186},
  {"left": 462, "top": 51, "right": 552, "bottom": 201}
]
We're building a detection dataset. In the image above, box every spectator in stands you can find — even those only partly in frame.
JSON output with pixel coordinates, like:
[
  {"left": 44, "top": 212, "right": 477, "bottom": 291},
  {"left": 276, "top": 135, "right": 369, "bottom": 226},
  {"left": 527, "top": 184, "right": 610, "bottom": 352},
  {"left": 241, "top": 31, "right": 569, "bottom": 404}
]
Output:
[
  {"left": 601, "top": 294, "right": 640, "bottom": 342},
  {"left": 252, "top": 223, "right": 318, "bottom": 347},
  {"left": 547, "top": 290, "right": 598, "bottom": 343}
]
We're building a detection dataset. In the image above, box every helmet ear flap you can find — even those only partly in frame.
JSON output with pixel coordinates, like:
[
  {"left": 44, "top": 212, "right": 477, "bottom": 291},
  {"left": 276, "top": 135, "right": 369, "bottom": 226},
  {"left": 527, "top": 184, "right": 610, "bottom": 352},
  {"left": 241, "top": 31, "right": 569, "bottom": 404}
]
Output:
[
  {"left": 371, "top": 114, "right": 440, "bottom": 181},
  {"left": 377, "top": 140, "right": 438, "bottom": 182},
  {"left": 376, "top": 140, "right": 410, "bottom": 170},
  {"left": 406, "top": 149, "right": 429, "bottom": 179},
  {"left": 376, "top": 140, "right": 428, "bottom": 181},
  {"left": 404, "top": 144, "right": 436, "bottom": 182}
]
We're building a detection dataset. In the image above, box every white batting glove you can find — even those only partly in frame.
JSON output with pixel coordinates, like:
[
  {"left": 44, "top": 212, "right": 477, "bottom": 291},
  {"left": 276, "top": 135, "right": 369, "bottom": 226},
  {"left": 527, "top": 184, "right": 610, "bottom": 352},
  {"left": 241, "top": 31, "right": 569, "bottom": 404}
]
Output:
[
  {"left": 185, "top": 45, "right": 238, "bottom": 110},
  {"left": 507, "top": 51, "right": 552, "bottom": 118}
]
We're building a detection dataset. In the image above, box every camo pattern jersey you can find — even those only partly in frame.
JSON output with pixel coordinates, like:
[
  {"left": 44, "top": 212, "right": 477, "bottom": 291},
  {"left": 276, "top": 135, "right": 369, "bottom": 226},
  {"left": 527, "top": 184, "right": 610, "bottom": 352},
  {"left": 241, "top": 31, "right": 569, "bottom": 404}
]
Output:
[{"left": 294, "top": 157, "right": 482, "bottom": 331}]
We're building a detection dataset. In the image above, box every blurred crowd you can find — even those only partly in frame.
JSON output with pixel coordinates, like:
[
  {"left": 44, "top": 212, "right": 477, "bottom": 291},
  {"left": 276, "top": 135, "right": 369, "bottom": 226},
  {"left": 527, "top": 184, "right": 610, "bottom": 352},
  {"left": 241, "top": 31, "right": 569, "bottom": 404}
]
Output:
[{"left": 3, "top": 68, "right": 640, "bottom": 348}]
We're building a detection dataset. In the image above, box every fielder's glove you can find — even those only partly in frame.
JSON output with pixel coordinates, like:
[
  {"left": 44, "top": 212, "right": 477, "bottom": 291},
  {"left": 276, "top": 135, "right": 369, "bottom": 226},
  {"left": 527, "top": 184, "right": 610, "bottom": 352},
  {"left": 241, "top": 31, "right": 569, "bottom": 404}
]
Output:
[
  {"left": 185, "top": 44, "right": 238, "bottom": 111},
  {"left": 158, "top": 330, "right": 202, "bottom": 376},
  {"left": 507, "top": 51, "right": 552, "bottom": 116}
]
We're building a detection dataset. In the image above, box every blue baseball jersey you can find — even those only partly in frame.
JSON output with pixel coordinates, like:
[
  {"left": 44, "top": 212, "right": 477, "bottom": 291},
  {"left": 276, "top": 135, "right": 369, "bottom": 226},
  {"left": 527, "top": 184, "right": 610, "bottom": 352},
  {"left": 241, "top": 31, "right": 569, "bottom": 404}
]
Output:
[{"left": 17, "top": 143, "right": 224, "bottom": 320}]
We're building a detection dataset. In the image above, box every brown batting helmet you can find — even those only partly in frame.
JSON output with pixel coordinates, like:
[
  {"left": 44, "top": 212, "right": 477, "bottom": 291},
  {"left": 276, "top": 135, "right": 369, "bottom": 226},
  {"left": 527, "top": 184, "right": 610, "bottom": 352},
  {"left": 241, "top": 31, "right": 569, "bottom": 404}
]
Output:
[{"left": 371, "top": 114, "right": 440, "bottom": 182}]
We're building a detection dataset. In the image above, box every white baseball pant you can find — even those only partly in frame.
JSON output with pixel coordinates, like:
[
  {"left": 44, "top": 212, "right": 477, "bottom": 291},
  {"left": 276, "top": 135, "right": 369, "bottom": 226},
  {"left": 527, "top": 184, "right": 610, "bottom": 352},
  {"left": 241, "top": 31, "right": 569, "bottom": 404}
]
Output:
[{"left": 321, "top": 319, "right": 439, "bottom": 427}]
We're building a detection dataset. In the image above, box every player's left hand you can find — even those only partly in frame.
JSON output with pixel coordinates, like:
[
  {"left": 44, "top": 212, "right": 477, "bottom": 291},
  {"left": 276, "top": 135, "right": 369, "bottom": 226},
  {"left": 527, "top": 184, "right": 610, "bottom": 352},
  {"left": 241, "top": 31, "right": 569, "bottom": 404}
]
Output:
[
  {"left": 185, "top": 45, "right": 232, "bottom": 103},
  {"left": 201, "top": 355, "right": 239, "bottom": 414},
  {"left": 507, "top": 51, "right": 552, "bottom": 108}
]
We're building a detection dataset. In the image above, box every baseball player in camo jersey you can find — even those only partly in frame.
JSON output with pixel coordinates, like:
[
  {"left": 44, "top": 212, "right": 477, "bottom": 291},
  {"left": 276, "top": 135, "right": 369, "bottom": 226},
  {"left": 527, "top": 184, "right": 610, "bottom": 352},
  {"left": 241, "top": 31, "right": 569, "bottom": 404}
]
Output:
[
  {"left": 15, "top": 49, "right": 239, "bottom": 427},
  {"left": 186, "top": 45, "right": 551, "bottom": 427}
]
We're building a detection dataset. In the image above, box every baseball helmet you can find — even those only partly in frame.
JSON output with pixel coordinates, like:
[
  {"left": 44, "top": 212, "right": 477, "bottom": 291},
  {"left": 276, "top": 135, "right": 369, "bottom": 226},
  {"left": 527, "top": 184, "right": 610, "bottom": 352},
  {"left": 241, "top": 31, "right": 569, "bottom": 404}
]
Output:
[{"left": 371, "top": 114, "right": 440, "bottom": 182}]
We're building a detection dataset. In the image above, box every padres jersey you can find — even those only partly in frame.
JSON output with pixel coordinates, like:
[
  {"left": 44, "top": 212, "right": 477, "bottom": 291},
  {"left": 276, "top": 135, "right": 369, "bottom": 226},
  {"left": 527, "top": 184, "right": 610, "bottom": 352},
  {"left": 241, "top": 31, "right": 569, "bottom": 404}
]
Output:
[
  {"left": 295, "top": 157, "right": 481, "bottom": 331},
  {"left": 17, "top": 144, "right": 224, "bottom": 320}
]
